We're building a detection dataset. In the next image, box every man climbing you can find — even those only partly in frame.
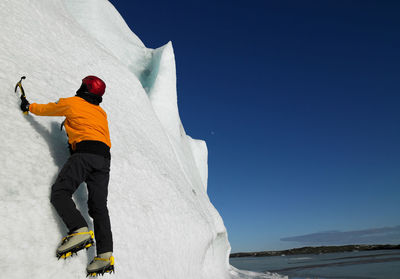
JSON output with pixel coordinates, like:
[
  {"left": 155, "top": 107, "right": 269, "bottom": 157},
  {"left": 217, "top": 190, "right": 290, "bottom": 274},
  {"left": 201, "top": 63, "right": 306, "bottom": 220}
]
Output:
[{"left": 20, "top": 76, "right": 114, "bottom": 276}]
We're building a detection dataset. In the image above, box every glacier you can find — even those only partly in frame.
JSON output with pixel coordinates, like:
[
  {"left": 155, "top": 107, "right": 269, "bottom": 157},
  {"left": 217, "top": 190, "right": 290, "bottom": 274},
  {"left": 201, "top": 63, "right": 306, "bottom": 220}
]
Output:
[{"left": 0, "top": 0, "right": 285, "bottom": 278}]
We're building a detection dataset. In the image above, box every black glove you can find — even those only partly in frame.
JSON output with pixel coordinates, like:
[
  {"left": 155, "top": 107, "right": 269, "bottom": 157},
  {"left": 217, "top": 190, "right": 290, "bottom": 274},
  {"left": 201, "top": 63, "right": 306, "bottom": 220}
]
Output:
[{"left": 20, "top": 96, "right": 30, "bottom": 112}]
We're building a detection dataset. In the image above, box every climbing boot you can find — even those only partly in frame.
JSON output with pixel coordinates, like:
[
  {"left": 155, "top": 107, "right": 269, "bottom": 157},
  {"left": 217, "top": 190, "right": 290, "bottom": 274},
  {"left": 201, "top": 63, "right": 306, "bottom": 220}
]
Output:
[
  {"left": 56, "top": 227, "right": 94, "bottom": 259},
  {"left": 86, "top": 252, "right": 115, "bottom": 277}
]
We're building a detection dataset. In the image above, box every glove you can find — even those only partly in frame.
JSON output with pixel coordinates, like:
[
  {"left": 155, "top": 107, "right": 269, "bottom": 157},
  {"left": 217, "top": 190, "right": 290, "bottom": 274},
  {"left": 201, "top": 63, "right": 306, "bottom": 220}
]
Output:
[{"left": 20, "top": 96, "right": 30, "bottom": 112}]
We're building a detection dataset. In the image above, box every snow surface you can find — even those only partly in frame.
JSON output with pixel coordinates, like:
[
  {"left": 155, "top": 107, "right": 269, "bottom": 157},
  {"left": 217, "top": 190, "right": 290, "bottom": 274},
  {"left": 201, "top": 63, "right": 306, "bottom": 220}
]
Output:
[{"left": 0, "top": 1, "right": 286, "bottom": 278}]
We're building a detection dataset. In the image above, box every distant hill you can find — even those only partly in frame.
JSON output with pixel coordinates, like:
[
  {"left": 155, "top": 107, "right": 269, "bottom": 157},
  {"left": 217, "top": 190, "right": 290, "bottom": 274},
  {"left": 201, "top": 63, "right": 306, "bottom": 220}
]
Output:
[{"left": 230, "top": 244, "right": 400, "bottom": 258}]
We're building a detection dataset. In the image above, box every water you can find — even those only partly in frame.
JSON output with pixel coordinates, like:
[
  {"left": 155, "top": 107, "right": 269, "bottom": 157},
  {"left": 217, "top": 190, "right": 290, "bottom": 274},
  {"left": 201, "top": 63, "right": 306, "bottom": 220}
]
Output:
[{"left": 230, "top": 250, "right": 400, "bottom": 279}]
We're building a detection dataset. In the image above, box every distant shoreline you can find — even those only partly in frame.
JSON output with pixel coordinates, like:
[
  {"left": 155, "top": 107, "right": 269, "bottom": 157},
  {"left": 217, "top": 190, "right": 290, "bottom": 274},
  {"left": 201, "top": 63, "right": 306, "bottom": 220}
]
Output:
[{"left": 229, "top": 244, "right": 400, "bottom": 258}]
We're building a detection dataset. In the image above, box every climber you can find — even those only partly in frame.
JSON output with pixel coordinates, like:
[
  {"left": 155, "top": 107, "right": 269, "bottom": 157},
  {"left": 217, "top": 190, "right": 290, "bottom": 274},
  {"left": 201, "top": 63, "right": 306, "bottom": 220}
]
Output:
[{"left": 20, "top": 76, "right": 114, "bottom": 276}]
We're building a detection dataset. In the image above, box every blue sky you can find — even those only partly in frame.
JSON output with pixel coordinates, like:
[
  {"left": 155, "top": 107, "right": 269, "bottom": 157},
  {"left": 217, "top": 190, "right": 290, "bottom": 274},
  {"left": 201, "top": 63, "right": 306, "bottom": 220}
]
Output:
[{"left": 109, "top": 0, "right": 400, "bottom": 252}]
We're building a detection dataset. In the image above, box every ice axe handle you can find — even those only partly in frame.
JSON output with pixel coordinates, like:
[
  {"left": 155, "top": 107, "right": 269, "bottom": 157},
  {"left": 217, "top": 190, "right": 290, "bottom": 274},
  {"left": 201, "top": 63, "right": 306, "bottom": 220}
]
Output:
[{"left": 15, "top": 76, "right": 28, "bottom": 114}]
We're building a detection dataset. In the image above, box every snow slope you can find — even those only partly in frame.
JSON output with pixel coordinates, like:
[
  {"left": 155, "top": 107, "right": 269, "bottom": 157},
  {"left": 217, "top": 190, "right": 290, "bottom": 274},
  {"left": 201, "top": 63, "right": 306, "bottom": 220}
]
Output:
[{"left": 0, "top": 1, "right": 285, "bottom": 278}]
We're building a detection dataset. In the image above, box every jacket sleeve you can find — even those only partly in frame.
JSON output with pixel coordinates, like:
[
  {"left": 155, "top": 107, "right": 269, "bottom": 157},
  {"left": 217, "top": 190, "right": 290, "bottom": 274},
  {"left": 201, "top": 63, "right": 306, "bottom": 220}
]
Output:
[{"left": 29, "top": 98, "right": 70, "bottom": 116}]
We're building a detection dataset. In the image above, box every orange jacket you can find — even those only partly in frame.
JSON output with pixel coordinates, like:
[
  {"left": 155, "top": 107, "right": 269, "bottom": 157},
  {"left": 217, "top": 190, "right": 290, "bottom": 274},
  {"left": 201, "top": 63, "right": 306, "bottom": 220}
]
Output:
[{"left": 29, "top": 96, "right": 111, "bottom": 150}]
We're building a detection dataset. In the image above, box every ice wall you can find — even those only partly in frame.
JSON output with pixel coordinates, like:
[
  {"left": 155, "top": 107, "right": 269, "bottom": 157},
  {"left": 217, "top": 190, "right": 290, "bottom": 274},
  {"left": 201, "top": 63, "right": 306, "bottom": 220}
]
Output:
[{"left": 0, "top": 0, "right": 284, "bottom": 278}]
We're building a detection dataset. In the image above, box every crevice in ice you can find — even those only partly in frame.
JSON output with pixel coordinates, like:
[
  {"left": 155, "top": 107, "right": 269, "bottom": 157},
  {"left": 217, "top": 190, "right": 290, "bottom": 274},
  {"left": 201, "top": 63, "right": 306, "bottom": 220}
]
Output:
[
  {"left": 135, "top": 47, "right": 163, "bottom": 94},
  {"left": 202, "top": 231, "right": 231, "bottom": 276}
]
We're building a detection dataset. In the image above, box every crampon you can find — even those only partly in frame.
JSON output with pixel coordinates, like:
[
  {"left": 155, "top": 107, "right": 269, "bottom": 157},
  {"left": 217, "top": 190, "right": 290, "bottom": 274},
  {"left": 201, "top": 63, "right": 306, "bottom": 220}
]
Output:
[
  {"left": 57, "top": 231, "right": 95, "bottom": 259},
  {"left": 87, "top": 256, "right": 115, "bottom": 277}
]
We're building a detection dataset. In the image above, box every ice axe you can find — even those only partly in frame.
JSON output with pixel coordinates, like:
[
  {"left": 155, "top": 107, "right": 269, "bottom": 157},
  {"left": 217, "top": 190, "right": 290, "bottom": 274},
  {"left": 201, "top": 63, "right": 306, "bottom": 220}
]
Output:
[{"left": 14, "top": 76, "right": 28, "bottom": 115}]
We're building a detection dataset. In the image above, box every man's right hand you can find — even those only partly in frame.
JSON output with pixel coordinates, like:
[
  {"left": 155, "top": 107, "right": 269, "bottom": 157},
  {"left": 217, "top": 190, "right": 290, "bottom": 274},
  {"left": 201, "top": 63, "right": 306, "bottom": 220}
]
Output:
[{"left": 20, "top": 96, "right": 30, "bottom": 113}]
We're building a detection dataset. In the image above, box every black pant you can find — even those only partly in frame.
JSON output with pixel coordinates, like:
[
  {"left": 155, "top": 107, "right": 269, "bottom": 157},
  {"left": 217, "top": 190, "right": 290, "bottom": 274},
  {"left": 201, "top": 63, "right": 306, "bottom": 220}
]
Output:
[{"left": 51, "top": 153, "right": 113, "bottom": 254}]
